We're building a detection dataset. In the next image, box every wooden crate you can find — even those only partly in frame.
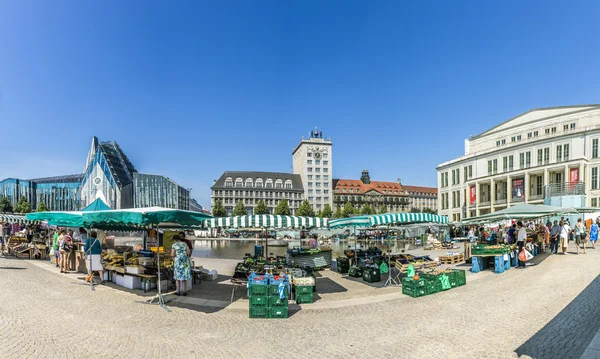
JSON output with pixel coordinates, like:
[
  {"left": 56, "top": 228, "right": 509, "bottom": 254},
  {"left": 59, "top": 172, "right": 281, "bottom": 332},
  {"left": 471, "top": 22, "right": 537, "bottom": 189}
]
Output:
[{"left": 439, "top": 253, "right": 465, "bottom": 265}]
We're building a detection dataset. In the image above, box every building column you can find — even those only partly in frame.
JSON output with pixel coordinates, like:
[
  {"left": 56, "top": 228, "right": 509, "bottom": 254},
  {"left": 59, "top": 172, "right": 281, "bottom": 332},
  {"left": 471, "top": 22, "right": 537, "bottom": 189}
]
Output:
[
  {"left": 544, "top": 168, "right": 549, "bottom": 186},
  {"left": 506, "top": 175, "right": 511, "bottom": 207},
  {"left": 490, "top": 178, "right": 495, "bottom": 212},
  {"left": 475, "top": 181, "right": 479, "bottom": 215},
  {"left": 524, "top": 171, "right": 529, "bottom": 203},
  {"left": 564, "top": 165, "right": 569, "bottom": 184}
]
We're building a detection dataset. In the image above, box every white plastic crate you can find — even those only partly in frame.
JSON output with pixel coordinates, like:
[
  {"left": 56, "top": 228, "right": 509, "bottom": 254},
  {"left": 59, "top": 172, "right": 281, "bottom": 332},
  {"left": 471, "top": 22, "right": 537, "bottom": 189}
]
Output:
[{"left": 123, "top": 275, "right": 141, "bottom": 290}]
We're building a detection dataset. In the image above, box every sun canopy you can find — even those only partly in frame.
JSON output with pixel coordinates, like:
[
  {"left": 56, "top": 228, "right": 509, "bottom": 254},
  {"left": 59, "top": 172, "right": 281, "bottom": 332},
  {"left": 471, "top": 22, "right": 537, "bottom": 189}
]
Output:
[
  {"left": 82, "top": 198, "right": 111, "bottom": 212},
  {"left": 461, "top": 203, "right": 577, "bottom": 224},
  {"left": 203, "top": 215, "right": 328, "bottom": 229},
  {"left": 0, "top": 213, "right": 39, "bottom": 224},
  {"left": 26, "top": 211, "right": 84, "bottom": 227},
  {"left": 83, "top": 207, "right": 212, "bottom": 229},
  {"left": 329, "top": 213, "right": 448, "bottom": 229}
]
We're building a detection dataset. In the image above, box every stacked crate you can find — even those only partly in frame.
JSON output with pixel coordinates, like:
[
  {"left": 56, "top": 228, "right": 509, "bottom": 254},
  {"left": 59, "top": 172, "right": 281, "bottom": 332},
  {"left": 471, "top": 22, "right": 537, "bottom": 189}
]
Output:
[
  {"left": 362, "top": 267, "right": 381, "bottom": 283},
  {"left": 267, "top": 275, "right": 290, "bottom": 319},
  {"left": 248, "top": 274, "right": 269, "bottom": 319},
  {"left": 294, "top": 285, "right": 314, "bottom": 304},
  {"left": 336, "top": 257, "right": 350, "bottom": 274}
]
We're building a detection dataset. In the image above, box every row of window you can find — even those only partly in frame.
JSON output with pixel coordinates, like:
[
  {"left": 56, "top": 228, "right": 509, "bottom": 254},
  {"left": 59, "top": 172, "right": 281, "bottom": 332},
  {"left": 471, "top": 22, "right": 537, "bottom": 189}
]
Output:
[
  {"left": 214, "top": 190, "right": 302, "bottom": 199},
  {"left": 221, "top": 198, "right": 302, "bottom": 206},
  {"left": 307, "top": 182, "right": 329, "bottom": 188},
  {"left": 495, "top": 123, "right": 576, "bottom": 147},
  {"left": 306, "top": 167, "right": 329, "bottom": 173},
  {"left": 306, "top": 160, "right": 329, "bottom": 165},
  {"left": 307, "top": 175, "right": 329, "bottom": 181},
  {"left": 307, "top": 152, "right": 328, "bottom": 158},
  {"left": 307, "top": 189, "right": 329, "bottom": 195},
  {"left": 307, "top": 196, "right": 329, "bottom": 202}
]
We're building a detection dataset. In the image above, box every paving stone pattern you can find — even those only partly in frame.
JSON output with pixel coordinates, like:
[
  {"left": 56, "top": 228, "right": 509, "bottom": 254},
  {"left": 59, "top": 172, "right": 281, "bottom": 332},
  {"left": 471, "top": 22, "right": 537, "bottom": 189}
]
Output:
[{"left": 1, "top": 248, "right": 599, "bottom": 359}]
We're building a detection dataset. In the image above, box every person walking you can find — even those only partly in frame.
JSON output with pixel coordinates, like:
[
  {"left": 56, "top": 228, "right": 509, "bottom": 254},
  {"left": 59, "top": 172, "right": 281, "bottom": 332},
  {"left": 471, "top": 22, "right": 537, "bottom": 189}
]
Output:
[
  {"left": 171, "top": 235, "right": 191, "bottom": 296},
  {"left": 467, "top": 227, "right": 475, "bottom": 242},
  {"left": 574, "top": 218, "right": 587, "bottom": 254},
  {"left": 59, "top": 230, "right": 73, "bottom": 273},
  {"left": 559, "top": 220, "right": 571, "bottom": 255},
  {"left": 507, "top": 224, "right": 516, "bottom": 244},
  {"left": 517, "top": 221, "right": 527, "bottom": 268},
  {"left": 550, "top": 220, "right": 560, "bottom": 254},
  {"left": 84, "top": 230, "right": 105, "bottom": 285},
  {"left": 52, "top": 229, "right": 61, "bottom": 267},
  {"left": 590, "top": 220, "right": 599, "bottom": 249}
]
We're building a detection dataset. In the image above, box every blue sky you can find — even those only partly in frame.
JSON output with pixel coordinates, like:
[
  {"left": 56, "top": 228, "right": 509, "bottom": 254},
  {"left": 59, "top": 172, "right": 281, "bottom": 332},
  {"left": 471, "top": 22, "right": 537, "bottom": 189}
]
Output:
[{"left": 1, "top": 1, "right": 600, "bottom": 207}]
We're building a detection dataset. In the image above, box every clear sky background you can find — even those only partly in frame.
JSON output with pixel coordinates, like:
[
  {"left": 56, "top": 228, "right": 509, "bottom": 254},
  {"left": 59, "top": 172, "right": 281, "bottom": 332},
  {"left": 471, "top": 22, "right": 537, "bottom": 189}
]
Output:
[{"left": 1, "top": 1, "right": 599, "bottom": 208}]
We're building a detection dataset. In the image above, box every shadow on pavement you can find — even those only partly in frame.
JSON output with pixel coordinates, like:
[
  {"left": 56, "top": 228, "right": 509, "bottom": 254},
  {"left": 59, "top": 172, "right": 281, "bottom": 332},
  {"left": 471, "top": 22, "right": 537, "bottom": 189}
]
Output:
[
  {"left": 515, "top": 274, "right": 600, "bottom": 359},
  {"left": 316, "top": 277, "right": 348, "bottom": 294},
  {"left": 0, "top": 266, "right": 27, "bottom": 270}
]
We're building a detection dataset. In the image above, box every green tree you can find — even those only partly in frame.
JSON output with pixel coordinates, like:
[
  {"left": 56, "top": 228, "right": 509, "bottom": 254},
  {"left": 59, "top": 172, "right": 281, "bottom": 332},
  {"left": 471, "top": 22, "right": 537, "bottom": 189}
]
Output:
[
  {"left": 410, "top": 207, "right": 421, "bottom": 213},
  {"left": 378, "top": 203, "right": 388, "bottom": 214},
  {"left": 333, "top": 205, "right": 343, "bottom": 218},
  {"left": 0, "top": 196, "right": 13, "bottom": 213},
  {"left": 422, "top": 207, "right": 437, "bottom": 215},
  {"left": 360, "top": 203, "right": 375, "bottom": 215},
  {"left": 36, "top": 202, "right": 50, "bottom": 212},
  {"left": 398, "top": 197, "right": 411, "bottom": 211},
  {"left": 342, "top": 201, "right": 355, "bottom": 218},
  {"left": 14, "top": 196, "right": 31, "bottom": 214},
  {"left": 212, "top": 199, "right": 227, "bottom": 217},
  {"left": 316, "top": 209, "right": 323, "bottom": 218},
  {"left": 321, "top": 204, "right": 333, "bottom": 218},
  {"left": 254, "top": 199, "right": 269, "bottom": 215},
  {"left": 233, "top": 200, "right": 248, "bottom": 216},
  {"left": 274, "top": 199, "right": 291, "bottom": 215},
  {"left": 296, "top": 199, "right": 315, "bottom": 217}
]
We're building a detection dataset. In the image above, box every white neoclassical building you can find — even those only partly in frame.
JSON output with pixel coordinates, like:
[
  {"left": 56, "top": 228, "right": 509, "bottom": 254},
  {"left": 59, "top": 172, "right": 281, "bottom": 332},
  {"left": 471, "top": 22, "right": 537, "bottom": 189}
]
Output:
[{"left": 437, "top": 105, "right": 600, "bottom": 222}]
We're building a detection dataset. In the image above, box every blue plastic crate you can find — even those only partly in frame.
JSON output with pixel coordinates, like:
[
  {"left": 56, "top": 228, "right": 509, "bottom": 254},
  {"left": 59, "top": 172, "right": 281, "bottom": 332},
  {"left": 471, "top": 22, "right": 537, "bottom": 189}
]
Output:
[
  {"left": 494, "top": 256, "right": 505, "bottom": 274},
  {"left": 248, "top": 273, "right": 268, "bottom": 285}
]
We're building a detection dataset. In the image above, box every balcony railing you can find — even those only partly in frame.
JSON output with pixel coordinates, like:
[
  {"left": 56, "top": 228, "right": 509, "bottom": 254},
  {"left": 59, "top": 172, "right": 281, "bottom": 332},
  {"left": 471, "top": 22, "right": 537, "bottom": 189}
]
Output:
[
  {"left": 543, "top": 181, "right": 585, "bottom": 198},
  {"left": 495, "top": 198, "right": 507, "bottom": 205},
  {"left": 512, "top": 197, "right": 525, "bottom": 203},
  {"left": 479, "top": 201, "right": 491, "bottom": 207},
  {"left": 528, "top": 194, "right": 544, "bottom": 201}
]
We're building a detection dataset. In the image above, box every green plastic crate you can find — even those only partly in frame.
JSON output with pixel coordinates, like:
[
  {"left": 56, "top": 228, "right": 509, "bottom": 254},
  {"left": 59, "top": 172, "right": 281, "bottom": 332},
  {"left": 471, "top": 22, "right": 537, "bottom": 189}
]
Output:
[
  {"left": 249, "top": 296, "right": 268, "bottom": 306},
  {"left": 268, "top": 296, "right": 289, "bottom": 307},
  {"left": 295, "top": 285, "right": 313, "bottom": 295},
  {"left": 268, "top": 306, "right": 288, "bottom": 319},
  {"left": 425, "top": 280, "right": 441, "bottom": 295},
  {"left": 296, "top": 293, "right": 314, "bottom": 304},
  {"left": 248, "top": 284, "right": 268, "bottom": 296},
  {"left": 268, "top": 285, "right": 289, "bottom": 297},
  {"left": 249, "top": 306, "right": 268, "bottom": 318},
  {"left": 402, "top": 286, "right": 427, "bottom": 298},
  {"left": 402, "top": 277, "right": 427, "bottom": 288},
  {"left": 454, "top": 269, "right": 466, "bottom": 286}
]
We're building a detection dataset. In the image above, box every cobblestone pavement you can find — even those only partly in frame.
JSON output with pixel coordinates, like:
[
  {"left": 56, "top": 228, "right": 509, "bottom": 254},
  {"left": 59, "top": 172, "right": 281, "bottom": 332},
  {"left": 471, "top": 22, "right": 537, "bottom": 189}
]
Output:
[{"left": 1, "top": 247, "right": 599, "bottom": 359}]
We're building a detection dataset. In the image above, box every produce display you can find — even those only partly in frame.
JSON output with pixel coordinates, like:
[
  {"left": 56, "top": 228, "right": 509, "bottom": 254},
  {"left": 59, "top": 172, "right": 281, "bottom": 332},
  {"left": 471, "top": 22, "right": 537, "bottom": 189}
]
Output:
[{"left": 472, "top": 244, "right": 513, "bottom": 256}]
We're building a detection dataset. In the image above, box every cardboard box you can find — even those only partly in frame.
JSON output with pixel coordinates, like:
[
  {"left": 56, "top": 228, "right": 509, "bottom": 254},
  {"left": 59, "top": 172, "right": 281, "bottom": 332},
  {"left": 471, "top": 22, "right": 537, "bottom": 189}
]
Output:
[
  {"left": 126, "top": 266, "right": 145, "bottom": 275},
  {"left": 115, "top": 274, "right": 124, "bottom": 287},
  {"left": 123, "top": 275, "right": 141, "bottom": 290}
]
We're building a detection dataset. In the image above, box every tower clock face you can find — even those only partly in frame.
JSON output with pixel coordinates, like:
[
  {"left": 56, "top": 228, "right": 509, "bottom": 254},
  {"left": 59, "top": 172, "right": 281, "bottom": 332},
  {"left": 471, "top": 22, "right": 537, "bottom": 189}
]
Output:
[{"left": 314, "top": 152, "right": 322, "bottom": 160}]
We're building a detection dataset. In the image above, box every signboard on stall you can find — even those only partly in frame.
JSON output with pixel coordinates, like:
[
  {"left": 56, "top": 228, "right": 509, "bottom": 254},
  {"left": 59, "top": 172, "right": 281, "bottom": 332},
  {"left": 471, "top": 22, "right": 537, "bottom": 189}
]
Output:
[
  {"left": 512, "top": 178, "right": 524, "bottom": 199},
  {"left": 469, "top": 185, "right": 476, "bottom": 205}
]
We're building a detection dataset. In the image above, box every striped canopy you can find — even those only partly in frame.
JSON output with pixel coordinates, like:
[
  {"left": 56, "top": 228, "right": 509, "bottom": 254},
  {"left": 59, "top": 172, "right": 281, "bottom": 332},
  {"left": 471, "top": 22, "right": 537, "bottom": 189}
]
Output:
[
  {"left": 203, "top": 215, "right": 328, "bottom": 229},
  {"left": 0, "top": 213, "right": 39, "bottom": 224},
  {"left": 328, "top": 216, "right": 372, "bottom": 229},
  {"left": 369, "top": 212, "right": 448, "bottom": 226}
]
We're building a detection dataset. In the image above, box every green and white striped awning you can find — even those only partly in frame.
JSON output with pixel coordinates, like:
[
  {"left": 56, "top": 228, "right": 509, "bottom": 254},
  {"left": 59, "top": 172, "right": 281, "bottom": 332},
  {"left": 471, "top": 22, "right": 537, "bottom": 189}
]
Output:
[
  {"left": 369, "top": 212, "right": 449, "bottom": 226},
  {"left": 204, "top": 215, "right": 328, "bottom": 229},
  {"left": 0, "top": 213, "right": 38, "bottom": 224},
  {"left": 328, "top": 216, "right": 372, "bottom": 229}
]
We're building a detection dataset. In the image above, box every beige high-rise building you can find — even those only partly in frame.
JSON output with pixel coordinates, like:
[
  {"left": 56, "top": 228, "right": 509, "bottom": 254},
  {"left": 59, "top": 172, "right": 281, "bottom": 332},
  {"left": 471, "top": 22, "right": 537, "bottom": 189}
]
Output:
[{"left": 292, "top": 128, "right": 333, "bottom": 212}]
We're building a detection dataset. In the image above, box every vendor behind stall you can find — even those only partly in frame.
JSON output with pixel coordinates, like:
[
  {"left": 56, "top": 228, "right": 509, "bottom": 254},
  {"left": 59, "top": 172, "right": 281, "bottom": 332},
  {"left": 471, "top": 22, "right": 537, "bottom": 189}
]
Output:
[{"left": 84, "top": 230, "right": 105, "bottom": 285}]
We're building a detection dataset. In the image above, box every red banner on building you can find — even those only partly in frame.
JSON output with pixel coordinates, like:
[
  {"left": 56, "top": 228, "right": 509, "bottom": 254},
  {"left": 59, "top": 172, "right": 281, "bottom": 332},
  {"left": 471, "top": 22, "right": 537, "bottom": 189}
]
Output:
[
  {"left": 469, "top": 185, "right": 476, "bottom": 205},
  {"left": 570, "top": 168, "right": 579, "bottom": 183}
]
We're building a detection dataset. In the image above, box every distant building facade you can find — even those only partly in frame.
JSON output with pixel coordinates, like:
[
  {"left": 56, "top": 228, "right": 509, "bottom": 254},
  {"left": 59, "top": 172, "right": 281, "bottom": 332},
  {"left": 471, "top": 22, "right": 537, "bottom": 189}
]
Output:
[
  {"left": 292, "top": 128, "right": 333, "bottom": 212},
  {"left": 211, "top": 171, "right": 304, "bottom": 215},
  {"left": 0, "top": 136, "right": 198, "bottom": 212},
  {"left": 333, "top": 170, "right": 410, "bottom": 213},
  {"left": 403, "top": 185, "right": 438, "bottom": 212}
]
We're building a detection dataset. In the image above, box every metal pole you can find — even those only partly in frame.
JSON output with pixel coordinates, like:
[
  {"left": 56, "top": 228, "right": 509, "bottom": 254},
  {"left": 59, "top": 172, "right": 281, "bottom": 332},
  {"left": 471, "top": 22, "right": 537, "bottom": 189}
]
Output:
[{"left": 147, "top": 225, "right": 170, "bottom": 311}]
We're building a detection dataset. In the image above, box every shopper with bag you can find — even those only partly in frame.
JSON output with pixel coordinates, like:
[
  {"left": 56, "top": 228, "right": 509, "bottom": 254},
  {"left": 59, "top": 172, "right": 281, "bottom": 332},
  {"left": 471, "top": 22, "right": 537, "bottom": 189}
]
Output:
[
  {"left": 549, "top": 220, "right": 560, "bottom": 254},
  {"left": 574, "top": 218, "right": 587, "bottom": 254},
  {"left": 590, "top": 220, "right": 599, "bottom": 249},
  {"left": 516, "top": 221, "right": 527, "bottom": 268},
  {"left": 559, "top": 220, "right": 570, "bottom": 255}
]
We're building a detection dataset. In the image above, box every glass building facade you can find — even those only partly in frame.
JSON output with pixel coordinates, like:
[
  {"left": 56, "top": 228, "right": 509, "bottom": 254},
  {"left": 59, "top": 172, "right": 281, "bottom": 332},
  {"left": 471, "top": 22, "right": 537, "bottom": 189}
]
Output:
[{"left": 0, "top": 136, "right": 197, "bottom": 212}]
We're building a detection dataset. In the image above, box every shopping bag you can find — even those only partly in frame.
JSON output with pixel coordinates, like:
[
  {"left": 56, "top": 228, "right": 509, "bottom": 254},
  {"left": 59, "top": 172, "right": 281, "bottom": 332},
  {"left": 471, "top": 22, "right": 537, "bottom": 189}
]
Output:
[
  {"left": 49, "top": 249, "right": 55, "bottom": 256},
  {"left": 439, "top": 274, "right": 451, "bottom": 290},
  {"left": 524, "top": 249, "right": 534, "bottom": 261},
  {"left": 518, "top": 249, "right": 527, "bottom": 262},
  {"left": 379, "top": 262, "right": 389, "bottom": 274},
  {"left": 407, "top": 264, "right": 415, "bottom": 277}
]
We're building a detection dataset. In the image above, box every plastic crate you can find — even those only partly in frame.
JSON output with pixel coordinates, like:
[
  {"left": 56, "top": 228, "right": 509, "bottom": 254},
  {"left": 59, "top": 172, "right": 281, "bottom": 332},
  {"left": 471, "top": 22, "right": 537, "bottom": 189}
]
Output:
[
  {"left": 454, "top": 270, "right": 466, "bottom": 286},
  {"left": 248, "top": 274, "right": 268, "bottom": 285},
  {"left": 295, "top": 285, "right": 313, "bottom": 295},
  {"left": 268, "top": 284, "right": 289, "bottom": 297},
  {"left": 267, "top": 306, "right": 288, "bottom": 319},
  {"left": 248, "top": 284, "right": 269, "bottom": 296},
  {"left": 425, "top": 280, "right": 441, "bottom": 295},
  {"left": 295, "top": 293, "right": 314, "bottom": 304},
  {"left": 249, "top": 306, "right": 268, "bottom": 319},
  {"left": 362, "top": 268, "right": 381, "bottom": 283},
  {"left": 268, "top": 296, "right": 289, "bottom": 307},
  {"left": 348, "top": 266, "right": 363, "bottom": 277},
  {"left": 402, "top": 286, "right": 426, "bottom": 298},
  {"left": 402, "top": 277, "right": 426, "bottom": 288},
  {"left": 249, "top": 296, "right": 268, "bottom": 306}
]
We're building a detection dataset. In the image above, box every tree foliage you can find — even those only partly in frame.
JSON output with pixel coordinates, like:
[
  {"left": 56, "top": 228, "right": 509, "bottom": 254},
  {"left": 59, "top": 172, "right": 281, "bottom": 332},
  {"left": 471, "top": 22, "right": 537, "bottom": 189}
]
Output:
[
  {"left": 360, "top": 203, "right": 375, "bottom": 215},
  {"left": 233, "top": 200, "right": 248, "bottom": 216},
  {"left": 342, "top": 202, "right": 355, "bottom": 218},
  {"left": 422, "top": 207, "right": 437, "bottom": 215},
  {"left": 321, "top": 204, "right": 333, "bottom": 218},
  {"left": 0, "top": 196, "right": 13, "bottom": 213},
  {"left": 212, "top": 199, "right": 227, "bottom": 217},
  {"left": 410, "top": 207, "right": 421, "bottom": 213},
  {"left": 333, "top": 205, "right": 343, "bottom": 218},
  {"left": 296, "top": 199, "right": 315, "bottom": 217},
  {"left": 36, "top": 202, "right": 50, "bottom": 212},
  {"left": 378, "top": 203, "right": 388, "bottom": 214},
  {"left": 274, "top": 199, "right": 291, "bottom": 215},
  {"left": 254, "top": 199, "right": 269, "bottom": 215},
  {"left": 14, "top": 196, "right": 31, "bottom": 214}
]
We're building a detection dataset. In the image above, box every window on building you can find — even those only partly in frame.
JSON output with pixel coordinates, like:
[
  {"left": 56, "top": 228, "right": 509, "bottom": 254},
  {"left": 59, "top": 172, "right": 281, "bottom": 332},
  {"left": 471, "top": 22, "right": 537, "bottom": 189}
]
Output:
[
  {"left": 545, "top": 128, "right": 550, "bottom": 135},
  {"left": 496, "top": 140, "right": 501, "bottom": 147},
  {"left": 316, "top": 182, "right": 321, "bottom": 187},
  {"left": 308, "top": 189, "right": 313, "bottom": 194},
  {"left": 456, "top": 169, "right": 460, "bottom": 184},
  {"left": 503, "top": 157, "right": 508, "bottom": 172},
  {"left": 275, "top": 182, "right": 283, "bottom": 189},
  {"left": 225, "top": 180, "right": 233, "bottom": 187},
  {"left": 526, "top": 151, "right": 531, "bottom": 167},
  {"left": 488, "top": 160, "right": 492, "bottom": 175},
  {"left": 308, "top": 182, "right": 313, "bottom": 187},
  {"left": 556, "top": 145, "right": 563, "bottom": 162},
  {"left": 307, "top": 168, "right": 312, "bottom": 172},
  {"left": 315, "top": 160, "right": 320, "bottom": 165},
  {"left": 564, "top": 144, "right": 570, "bottom": 161},
  {"left": 342, "top": 188, "right": 346, "bottom": 192},
  {"left": 509, "top": 155, "right": 514, "bottom": 171},
  {"left": 323, "top": 161, "right": 328, "bottom": 165},
  {"left": 266, "top": 179, "right": 273, "bottom": 188},
  {"left": 308, "top": 175, "right": 313, "bottom": 180},
  {"left": 493, "top": 159, "right": 498, "bottom": 174},
  {"left": 534, "top": 131, "right": 538, "bottom": 137},
  {"left": 502, "top": 139, "right": 506, "bottom": 145},
  {"left": 593, "top": 168, "right": 598, "bottom": 190},
  {"left": 451, "top": 170, "right": 456, "bottom": 185},
  {"left": 527, "top": 132, "right": 532, "bottom": 139},
  {"left": 468, "top": 165, "right": 472, "bottom": 178},
  {"left": 544, "top": 148, "right": 550, "bottom": 164},
  {"left": 564, "top": 124, "right": 569, "bottom": 131},
  {"left": 315, "top": 168, "right": 321, "bottom": 173},
  {"left": 537, "top": 149, "right": 543, "bottom": 166},
  {"left": 593, "top": 139, "right": 599, "bottom": 159},
  {"left": 511, "top": 136, "right": 516, "bottom": 142},
  {"left": 285, "top": 182, "right": 292, "bottom": 189},
  {"left": 307, "top": 152, "right": 312, "bottom": 157},
  {"left": 323, "top": 168, "right": 329, "bottom": 173},
  {"left": 324, "top": 190, "right": 329, "bottom": 194},
  {"left": 463, "top": 166, "right": 468, "bottom": 182},
  {"left": 551, "top": 127, "right": 556, "bottom": 133},
  {"left": 519, "top": 153, "right": 525, "bottom": 169},
  {"left": 323, "top": 153, "right": 328, "bottom": 158},
  {"left": 324, "top": 175, "right": 329, "bottom": 180},
  {"left": 571, "top": 123, "right": 576, "bottom": 130},
  {"left": 592, "top": 198, "right": 598, "bottom": 207}
]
